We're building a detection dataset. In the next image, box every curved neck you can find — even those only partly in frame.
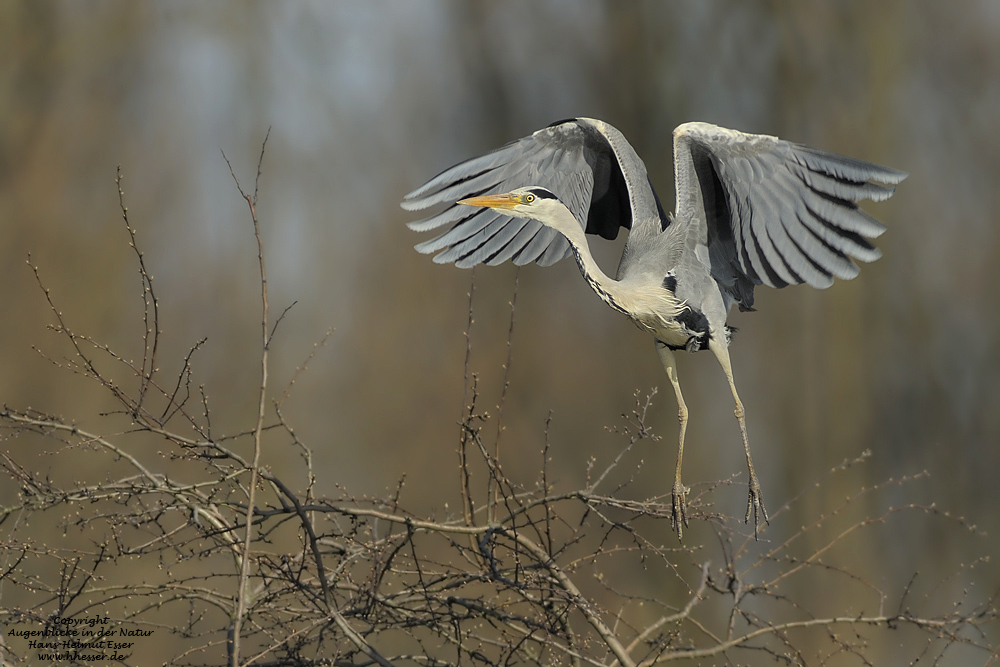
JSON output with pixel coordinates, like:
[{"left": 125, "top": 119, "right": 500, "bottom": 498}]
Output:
[{"left": 545, "top": 206, "right": 625, "bottom": 312}]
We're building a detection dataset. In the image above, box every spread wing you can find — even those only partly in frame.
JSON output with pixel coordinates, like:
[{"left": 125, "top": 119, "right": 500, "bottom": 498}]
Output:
[
  {"left": 401, "top": 118, "right": 634, "bottom": 268},
  {"left": 672, "top": 122, "right": 907, "bottom": 309}
]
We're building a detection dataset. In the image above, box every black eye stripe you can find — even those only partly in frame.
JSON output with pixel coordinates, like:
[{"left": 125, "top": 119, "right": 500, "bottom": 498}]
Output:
[{"left": 527, "top": 188, "right": 557, "bottom": 200}]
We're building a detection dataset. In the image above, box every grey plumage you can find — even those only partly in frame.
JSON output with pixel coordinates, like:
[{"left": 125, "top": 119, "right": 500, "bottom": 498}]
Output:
[{"left": 402, "top": 118, "right": 905, "bottom": 538}]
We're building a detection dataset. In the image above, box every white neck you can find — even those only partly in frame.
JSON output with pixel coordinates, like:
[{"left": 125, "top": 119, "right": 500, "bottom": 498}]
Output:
[
  {"left": 541, "top": 202, "right": 626, "bottom": 312},
  {"left": 539, "top": 199, "right": 684, "bottom": 328}
]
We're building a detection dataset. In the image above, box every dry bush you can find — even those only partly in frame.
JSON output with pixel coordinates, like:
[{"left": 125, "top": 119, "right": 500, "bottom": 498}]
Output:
[{"left": 1, "top": 145, "right": 997, "bottom": 667}]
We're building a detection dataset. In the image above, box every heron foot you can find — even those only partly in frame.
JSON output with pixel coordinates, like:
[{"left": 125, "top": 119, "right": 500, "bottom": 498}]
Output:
[
  {"left": 671, "top": 481, "right": 690, "bottom": 539},
  {"left": 744, "top": 473, "right": 769, "bottom": 539}
]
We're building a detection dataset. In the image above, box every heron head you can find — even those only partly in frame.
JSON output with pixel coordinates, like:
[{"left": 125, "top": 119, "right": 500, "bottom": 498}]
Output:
[{"left": 458, "top": 186, "right": 563, "bottom": 225}]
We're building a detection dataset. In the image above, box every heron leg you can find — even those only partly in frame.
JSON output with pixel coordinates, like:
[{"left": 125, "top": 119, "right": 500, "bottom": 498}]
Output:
[
  {"left": 709, "top": 339, "right": 769, "bottom": 538},
  {"left": 655, "top": 341, "right": 689, "bottom": 539}
]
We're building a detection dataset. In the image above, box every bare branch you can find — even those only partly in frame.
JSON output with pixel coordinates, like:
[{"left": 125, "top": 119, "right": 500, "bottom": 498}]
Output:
[{"left": 2, "top": 160, "right": 995, "bottom": 667}]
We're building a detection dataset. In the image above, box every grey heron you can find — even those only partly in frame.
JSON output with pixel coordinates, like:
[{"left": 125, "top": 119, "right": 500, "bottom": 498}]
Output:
[{"left": 401, "top": 118, "right": 905, "bottom": 538}]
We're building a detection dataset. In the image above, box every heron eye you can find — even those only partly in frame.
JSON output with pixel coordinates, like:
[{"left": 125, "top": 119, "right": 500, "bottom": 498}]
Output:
[{"left": 525, "top": 193, "right": 535, "bottom": 203}]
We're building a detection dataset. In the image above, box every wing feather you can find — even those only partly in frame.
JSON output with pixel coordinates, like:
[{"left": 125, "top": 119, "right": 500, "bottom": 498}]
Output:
[
  {"left": 430, "top": 214, "right": 507, "bottom": 266},
  {"left": 484, "top": 219, "right": 544, "bottom": 266},
  {"left": 402, "top": 119, "right": 633, "bottom": 268},
  {"left": 514, "top": 226, "right": 565, "bottom": 266},
  {"left": 673, "top": 122, "right": 905, "bottom": 306}
]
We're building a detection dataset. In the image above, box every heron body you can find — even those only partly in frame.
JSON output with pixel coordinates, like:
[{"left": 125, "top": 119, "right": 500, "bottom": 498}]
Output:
[{"left": 402, "top": 118, "right": 906, "bottom": 538}]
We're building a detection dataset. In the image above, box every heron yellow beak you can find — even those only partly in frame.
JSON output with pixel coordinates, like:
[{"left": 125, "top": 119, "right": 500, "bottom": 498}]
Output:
[{"left": 458, "top": 193, "right": 522, "bottom": 209}]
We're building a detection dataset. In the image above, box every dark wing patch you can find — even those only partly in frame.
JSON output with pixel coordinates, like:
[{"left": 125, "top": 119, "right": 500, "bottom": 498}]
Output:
[
  {"left": 402, "top": 119, "right": 632, "bottom": 268},
  {"left": 673, "top": 122, "right": 906, "bottom": 308}
]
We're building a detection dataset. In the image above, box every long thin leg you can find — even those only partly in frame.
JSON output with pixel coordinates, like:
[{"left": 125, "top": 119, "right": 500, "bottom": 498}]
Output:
[
  {"left": 655, "top": 341, "right": 690, "bottom": 539},
  {"left": 709, "top": 339, "right": 769, "bottom": 537}
]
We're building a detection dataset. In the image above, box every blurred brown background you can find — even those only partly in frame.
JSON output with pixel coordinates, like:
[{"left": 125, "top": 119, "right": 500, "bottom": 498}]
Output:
[{"left": 2, "top": 1, "right": 998, "bottom": 663}]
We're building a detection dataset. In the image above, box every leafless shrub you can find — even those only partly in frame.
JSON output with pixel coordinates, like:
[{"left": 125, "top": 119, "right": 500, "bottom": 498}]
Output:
[{"left": 1, "top": 144, "right": 996, "bottom": 667}]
